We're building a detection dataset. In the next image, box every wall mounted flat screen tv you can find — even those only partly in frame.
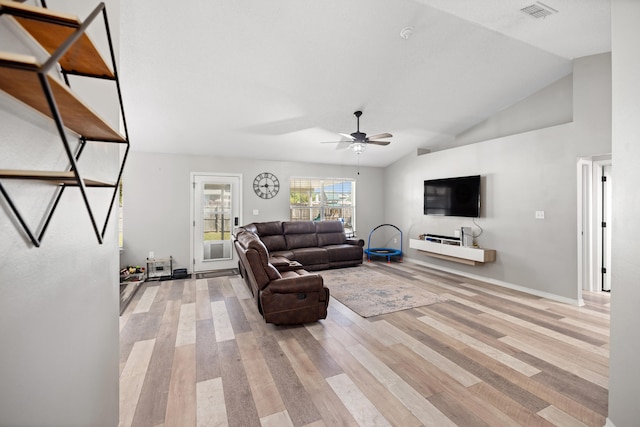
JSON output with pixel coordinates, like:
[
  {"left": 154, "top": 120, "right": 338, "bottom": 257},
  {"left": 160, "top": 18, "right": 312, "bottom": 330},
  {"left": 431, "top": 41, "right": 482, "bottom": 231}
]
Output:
[{"left": 424, "top": 175, "right": 481, "bottom": 217}]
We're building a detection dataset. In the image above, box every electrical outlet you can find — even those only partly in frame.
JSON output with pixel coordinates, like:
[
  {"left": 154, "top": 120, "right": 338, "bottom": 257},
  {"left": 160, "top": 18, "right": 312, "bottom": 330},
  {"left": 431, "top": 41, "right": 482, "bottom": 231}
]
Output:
[
  {"left": 453, "top": 229, "right": 461, "bottom": 238},
  {"left": 149, "top": 251, "right": 154, "bottom": 259},
  {"left": 535, "top": 211, "right": 545, "bottom": 219},
  {"left": 253, "top": 209, "right": 259, "bottom": 215},
  {"left": 393, "top": 237, "right": 398, "bottom": 244}
]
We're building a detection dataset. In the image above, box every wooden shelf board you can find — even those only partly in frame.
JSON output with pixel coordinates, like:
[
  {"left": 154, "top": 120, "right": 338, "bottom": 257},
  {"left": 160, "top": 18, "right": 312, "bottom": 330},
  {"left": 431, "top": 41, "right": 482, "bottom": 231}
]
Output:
[
  {"left": 0, "top": 169, "right": 115, "bottom": 187},
  {"left": 0, "top": 51, "right": 38, "bottom": 69},
  {"left": 0, "top": 0, "right": 113, "bottom": 78},
  {"left": 0, "top": 53, "right": 125, "bottom": 142},
  {"left": 0, "top": 1, "right": 78, "bottom": 26}
]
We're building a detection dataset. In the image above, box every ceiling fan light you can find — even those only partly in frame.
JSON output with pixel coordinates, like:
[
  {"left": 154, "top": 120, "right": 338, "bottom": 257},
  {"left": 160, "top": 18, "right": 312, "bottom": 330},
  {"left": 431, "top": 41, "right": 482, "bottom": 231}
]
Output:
[
  {"left": 350, "top": 142, "right": 367, "bottom": 153},
  {"left": 400, "top": 26, "right": 413, "bottom": 39}
]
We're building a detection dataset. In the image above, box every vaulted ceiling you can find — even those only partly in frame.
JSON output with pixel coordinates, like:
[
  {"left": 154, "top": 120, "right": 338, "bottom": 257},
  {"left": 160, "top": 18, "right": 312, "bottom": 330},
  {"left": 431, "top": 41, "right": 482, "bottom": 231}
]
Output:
[{"left": 119, "top": 0, "right": 610, "bottom": 167}]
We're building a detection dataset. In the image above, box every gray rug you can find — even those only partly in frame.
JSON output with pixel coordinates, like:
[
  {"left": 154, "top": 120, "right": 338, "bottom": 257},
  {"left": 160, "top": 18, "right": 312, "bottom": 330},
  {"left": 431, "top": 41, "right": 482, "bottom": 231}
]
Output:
[{"left": 320, "top": 266, "right": 447, "bottom": 318}]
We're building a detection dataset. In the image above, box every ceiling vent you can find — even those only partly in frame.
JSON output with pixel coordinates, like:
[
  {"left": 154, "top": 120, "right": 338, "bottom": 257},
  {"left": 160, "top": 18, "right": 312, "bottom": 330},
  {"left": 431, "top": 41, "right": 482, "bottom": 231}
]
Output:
[{"left": 521, "top": 2, "right": 558, "bottom": 19}]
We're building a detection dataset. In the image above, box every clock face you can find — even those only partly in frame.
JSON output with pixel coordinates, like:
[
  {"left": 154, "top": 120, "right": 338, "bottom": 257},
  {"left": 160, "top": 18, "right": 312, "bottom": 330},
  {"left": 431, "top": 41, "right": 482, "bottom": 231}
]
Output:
[{"left": 253, "top": 172, "right": 280, "bottom": 199}]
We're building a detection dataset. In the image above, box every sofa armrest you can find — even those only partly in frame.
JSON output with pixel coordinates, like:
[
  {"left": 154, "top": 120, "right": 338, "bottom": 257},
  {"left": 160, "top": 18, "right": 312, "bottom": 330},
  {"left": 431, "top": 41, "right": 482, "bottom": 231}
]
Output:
[
  {"left": 269, "top": 256, "right": 291, "bottom": 268},
  {"left": 346, "top": 238, "right": 365, "bottom": 247},
  {"left": 270, "top": 257, "right": 303, "bottom": 272},
  {"left": 262, "top": 274, "right": 324, "bottom": 294}
]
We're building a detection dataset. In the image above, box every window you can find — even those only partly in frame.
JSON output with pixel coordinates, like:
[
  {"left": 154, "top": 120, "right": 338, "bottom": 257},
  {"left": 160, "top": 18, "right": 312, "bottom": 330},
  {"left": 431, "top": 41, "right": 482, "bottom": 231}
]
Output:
[{"left": 290, "top": 178, "right": 356, "bottom": 236}]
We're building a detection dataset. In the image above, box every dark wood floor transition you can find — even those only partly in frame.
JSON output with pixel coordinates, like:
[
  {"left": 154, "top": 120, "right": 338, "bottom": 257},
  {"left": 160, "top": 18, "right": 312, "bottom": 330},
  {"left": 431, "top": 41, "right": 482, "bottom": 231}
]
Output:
[{"left": 119, "top": 261, "right": 609, "bottom": 427}]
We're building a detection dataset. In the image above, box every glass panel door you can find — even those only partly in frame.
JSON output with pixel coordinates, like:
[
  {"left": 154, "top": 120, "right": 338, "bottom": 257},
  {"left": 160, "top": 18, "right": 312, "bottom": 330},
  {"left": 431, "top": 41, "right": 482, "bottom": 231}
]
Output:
[{"left": 192, "top": 174, "right": 241, "bottom": 272}]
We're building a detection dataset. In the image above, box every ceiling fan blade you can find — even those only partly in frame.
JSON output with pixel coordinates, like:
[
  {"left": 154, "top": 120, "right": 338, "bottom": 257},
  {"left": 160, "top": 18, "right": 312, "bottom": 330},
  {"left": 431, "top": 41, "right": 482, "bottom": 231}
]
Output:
[
  {"left": 367, "top": 132, "right": 392, "bottom": 140},
  {"left": 321, "top": 112, "right": 392, "bottom": 148}
]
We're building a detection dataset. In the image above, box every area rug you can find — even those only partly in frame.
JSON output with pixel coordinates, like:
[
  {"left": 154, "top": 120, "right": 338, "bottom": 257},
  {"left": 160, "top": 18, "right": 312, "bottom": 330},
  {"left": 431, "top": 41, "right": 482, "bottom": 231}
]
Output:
[{"left": 320, "top": 266, "right": 447, "bottom": 318}]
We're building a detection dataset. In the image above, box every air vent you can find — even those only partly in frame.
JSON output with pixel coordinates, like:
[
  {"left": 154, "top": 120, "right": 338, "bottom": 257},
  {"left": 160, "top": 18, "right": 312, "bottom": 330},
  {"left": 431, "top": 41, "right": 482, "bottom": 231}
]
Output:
[{"left": 521, "top": 2, "right": 558, "bottom": 19}]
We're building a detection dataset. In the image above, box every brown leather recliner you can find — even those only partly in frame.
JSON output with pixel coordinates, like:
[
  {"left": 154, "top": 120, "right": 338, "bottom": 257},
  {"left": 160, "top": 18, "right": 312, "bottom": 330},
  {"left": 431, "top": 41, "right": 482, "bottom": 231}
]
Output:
[{"left": 233, "top": 230, "right": 329, "bottom": 325}]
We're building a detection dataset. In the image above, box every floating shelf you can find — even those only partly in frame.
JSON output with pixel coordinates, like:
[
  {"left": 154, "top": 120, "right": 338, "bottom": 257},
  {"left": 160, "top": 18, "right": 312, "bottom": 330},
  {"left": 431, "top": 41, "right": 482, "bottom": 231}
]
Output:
[
  {"left": 409, "top": 238, "right": 496, "bottom": 266},
  {"left": 0, "top": 1, "right": 130, "bottom": 247}
]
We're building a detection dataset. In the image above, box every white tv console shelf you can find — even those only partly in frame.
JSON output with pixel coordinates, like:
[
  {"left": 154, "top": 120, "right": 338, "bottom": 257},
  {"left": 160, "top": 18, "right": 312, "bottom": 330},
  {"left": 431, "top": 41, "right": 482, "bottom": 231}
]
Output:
[{"left": 409, "top": 238, "right": 496, "bottom": 266}]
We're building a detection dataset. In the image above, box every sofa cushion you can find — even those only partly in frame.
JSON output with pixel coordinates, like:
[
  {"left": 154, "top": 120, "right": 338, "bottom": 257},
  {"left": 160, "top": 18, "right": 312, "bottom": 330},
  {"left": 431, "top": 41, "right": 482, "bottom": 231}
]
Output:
[
  {"left": 290, "top": 247, "right": 329, "bottom": 265},
  {"left": 260, "top": 235, "right": 287, "bottom": 252},
  {"left": 315, "top": 220, "right": 345, "bottom": 234},
  {"left": 285, "top": 233, "right": 318, "bottom": 249},
  {"left": 324, "top": 244, "right": 364, "bottom": 262},
  {"left": 283, "top": 221, "right": 316, "bottom": 234},
  {"left": 249, "top": 221, "right": 287, "bottom": 252},
  {"left": 283, "top": 221, "right": 318, "bottom": 249},
  {"left": 317, "top": 232, "right": 346, "bottom": 246},
  {"left": 316, "top": 220, "right": 347, "bottom": 246}
]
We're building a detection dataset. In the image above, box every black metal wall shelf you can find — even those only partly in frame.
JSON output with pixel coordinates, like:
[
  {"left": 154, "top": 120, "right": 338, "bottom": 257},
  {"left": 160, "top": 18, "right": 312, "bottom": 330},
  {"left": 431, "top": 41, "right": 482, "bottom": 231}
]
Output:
[{"left": 0, "top": 1, "right": 130, "bottom": 247}]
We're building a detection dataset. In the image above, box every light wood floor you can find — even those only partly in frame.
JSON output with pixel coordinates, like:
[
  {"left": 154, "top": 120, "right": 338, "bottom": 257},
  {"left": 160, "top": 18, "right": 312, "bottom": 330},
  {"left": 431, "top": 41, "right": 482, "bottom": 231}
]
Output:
[{"left": 119, "top": 261, "right": 609, "bottom": 427}]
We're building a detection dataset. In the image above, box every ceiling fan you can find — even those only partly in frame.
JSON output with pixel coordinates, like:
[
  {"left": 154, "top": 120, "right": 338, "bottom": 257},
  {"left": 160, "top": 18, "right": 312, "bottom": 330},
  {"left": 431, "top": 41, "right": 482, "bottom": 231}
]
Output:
[{"left": 322, "top": 111, "right": 392, "bottom": 153}]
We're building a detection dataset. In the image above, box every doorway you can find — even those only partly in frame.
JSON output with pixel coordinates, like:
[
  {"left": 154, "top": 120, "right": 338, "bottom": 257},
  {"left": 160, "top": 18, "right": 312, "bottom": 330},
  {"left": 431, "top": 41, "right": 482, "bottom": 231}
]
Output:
[
  {"left": 191, "top": 173, "right": 242, "bottom": 272},
  {"left": 577, "top": 155, "right": 612, "bottom": 295}
]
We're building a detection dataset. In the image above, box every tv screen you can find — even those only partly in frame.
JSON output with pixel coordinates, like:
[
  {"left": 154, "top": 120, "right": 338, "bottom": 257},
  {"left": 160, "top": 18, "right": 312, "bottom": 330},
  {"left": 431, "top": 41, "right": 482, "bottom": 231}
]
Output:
[{"left": 424, "top": 175, "right": 480, "bottom": 217}]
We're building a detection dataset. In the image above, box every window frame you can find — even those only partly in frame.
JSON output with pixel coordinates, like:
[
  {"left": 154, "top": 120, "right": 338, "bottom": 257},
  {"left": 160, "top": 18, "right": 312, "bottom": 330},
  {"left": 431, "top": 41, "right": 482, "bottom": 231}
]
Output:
[{"left": 289, "top": 177, "right": 356, "bottom": 236}]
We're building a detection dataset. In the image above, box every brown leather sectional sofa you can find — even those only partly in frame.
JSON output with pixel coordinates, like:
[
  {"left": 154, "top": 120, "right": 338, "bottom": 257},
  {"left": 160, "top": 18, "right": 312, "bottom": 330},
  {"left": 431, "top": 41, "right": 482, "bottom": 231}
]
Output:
[
  {"left": 240, "top": 220, "right": 364, "bottom": 270},
  {"left": 232, "top": 220, "right": 364, "bottom": 325}
]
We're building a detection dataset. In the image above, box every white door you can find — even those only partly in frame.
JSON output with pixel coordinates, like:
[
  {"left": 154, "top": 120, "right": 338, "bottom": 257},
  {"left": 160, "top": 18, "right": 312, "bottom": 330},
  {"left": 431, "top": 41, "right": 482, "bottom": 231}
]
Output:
[
  {"left": 601, "top": 164, "right": 612, "bottom": 291},
  {"left": 192, "top": 173, "right": 242, "bottom": 272}
]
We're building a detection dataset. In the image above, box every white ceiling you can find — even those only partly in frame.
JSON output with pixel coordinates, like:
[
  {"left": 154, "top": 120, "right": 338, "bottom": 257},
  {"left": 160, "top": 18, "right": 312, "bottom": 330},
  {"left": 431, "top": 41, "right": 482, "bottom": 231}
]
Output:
[{"left": 119, "top": 0, "right": 610, "bottom": 168}]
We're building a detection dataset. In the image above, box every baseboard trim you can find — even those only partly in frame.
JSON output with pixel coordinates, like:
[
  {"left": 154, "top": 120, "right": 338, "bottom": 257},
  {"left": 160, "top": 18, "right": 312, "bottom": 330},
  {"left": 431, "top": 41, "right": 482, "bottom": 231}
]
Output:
[
  {"left": 405, "top": 257, "right": 584, "bottom": 306},
  {"left": 195, "top": 268, "right": 239, "bottom": 279}
]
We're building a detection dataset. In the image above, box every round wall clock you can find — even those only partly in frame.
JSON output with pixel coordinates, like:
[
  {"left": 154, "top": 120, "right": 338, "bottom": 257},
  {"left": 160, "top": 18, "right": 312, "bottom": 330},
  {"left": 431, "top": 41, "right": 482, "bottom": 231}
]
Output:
[{"left": 253, "top": 172, "right": 280, "bottom": 199}]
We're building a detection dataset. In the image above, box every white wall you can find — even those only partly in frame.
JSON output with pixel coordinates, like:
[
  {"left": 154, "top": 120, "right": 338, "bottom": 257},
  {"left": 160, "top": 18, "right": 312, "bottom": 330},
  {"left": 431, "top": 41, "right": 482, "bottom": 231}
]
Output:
[
  {"left": 0, "top": 1, "right": 121, "bottom": 425},
  {"left": 453, "top": 73, "right": 573, "bottom": 148},
  {"left": 120, "top": 152, "right": 385, "bottom": 271},
  {"left": 384, "top": 52, "right": 611, "bottom": 303},
  {"left": 608, "top": 1, "right": 640, "bottom": 425}
]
